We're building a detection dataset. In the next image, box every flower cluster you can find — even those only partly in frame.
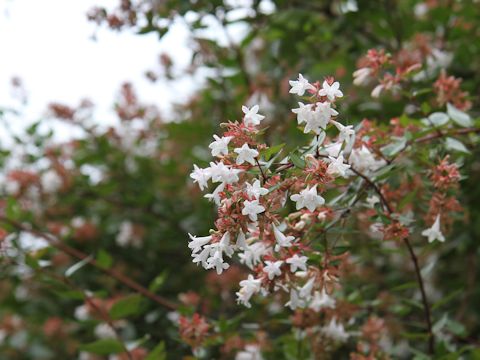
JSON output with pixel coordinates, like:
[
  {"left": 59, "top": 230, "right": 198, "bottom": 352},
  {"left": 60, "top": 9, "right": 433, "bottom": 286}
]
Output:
[{"left": 188, "top": 74, "right": 393, "bottom": 324}]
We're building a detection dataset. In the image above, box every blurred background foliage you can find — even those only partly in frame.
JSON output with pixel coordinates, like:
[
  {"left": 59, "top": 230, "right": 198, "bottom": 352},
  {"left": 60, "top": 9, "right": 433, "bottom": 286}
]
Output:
[{"left": 0, "top": 0, "right": 479, "bottom": 358}]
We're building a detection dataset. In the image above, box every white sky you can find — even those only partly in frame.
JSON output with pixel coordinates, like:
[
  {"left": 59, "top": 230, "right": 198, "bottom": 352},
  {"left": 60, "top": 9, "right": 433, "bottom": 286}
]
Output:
[
  {"left": 0, "top": 0, "right": 196, "bottom": 134},
  {"left": 0, "top": 0, "right": 267, "bottom": 145}
]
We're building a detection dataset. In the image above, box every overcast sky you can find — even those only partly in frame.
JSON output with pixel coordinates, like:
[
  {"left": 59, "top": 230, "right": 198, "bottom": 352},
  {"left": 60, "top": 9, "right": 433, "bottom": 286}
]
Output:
[{"left": 0, "top": 0, "right": 196, "bottom": 132}]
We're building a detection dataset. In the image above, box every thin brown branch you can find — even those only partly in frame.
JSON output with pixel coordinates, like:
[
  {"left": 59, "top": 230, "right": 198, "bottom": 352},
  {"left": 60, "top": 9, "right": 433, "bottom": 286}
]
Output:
[
  {"left": 0, "top": 216, "right": 179, "bottom": 311},
  {"left": 255, "top": 158, "right": 268, "bottom": 183},
  {"left": 36, "top": 266, "right": 134, "bottom": 360}
]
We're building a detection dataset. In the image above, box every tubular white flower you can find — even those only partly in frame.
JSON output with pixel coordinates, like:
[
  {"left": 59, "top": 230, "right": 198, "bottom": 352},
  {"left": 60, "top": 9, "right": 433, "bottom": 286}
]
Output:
[
  {"left": 204, "top": 182, "right": 225, "bottom": 205},
  {"left": 272, "top": 224, "right": 295, "bottom": 251},
  {"left": 289, "top": 74, "right": 315, "bottom": 96},
  {"left": 303, "top": 102, "right": 338, "bottom": 134},
  {"left": 242, "top": 199, "right": 265, "bottom": 222},
  {"left": 331, "top": 120, "right": 355, "bottom": 148},
  {"left": 234, "top": 143, "right": 259, "bottom": 165},
  {"left": 327, "top": 153, "right": 351, "bottom": 178},
  {"left": 263, "top": 260, "right": 283, "bottom": 280},
  {"left": 285, "top": 289, "right": 305, "bottom": 310},
  {"left": 421, "top": 215, "right": 445, "bottom": 243},
  {"left": 353, "top": 67, "right": 371, "bottom": 86},
  {"left": 209, "top": 134, "right": 233, "bottom": 157},
  {"left": 348, "top": 145, "right": 386, "bottom": 173},
  {"left": 291, "top": 102, "right": 313, "bottom": 125},
  {"left": 246, "top": 179, "right": 268, "bottom": 199},
  {"left": 290, "top": 185, "right": 325, "bottom": 212},
  {"left": 299, "top": 277, "right": 315, "bottom": 300},
  {"left": 286, "top": 254, "right": 308, "bottom": 272},
  {"left": 239, "top": 242, "right": 269, "bottom": 269},
  {"left": 236, "top": 275, "right": 262, "bottom": 308},
  {"left": 188, "top": 233, "right": 212, "bottom": 253},
  {"left": 309, "top": 289, "right": 336, "bottom": 312},
  {"left": 190, "top": 164, "right": 211, "bottom": 190},
  {"left": 318, "top": 80, "right": 343, "bottom": 101},
  {"left": 321, "top": 318, "right": 349, "bottom": 342},
  {"left": 242, "top": 105, "right": 265, "bottom": 126},
  {"left": 209, "top": 161, "right": 242, "bottom": 184}
]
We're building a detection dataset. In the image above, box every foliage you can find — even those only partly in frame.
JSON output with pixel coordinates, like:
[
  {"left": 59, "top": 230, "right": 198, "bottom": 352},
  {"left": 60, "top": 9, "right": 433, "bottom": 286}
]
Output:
[{"left": 0, "top": 0, "right": 480, "bottom": 359}]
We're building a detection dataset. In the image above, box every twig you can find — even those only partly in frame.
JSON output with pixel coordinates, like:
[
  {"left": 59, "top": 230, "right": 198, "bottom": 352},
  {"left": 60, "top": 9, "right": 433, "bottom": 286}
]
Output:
[
  {"left": 255, "top": 158, "right": 268, "bottom": 183},
  {"left": 0, "top": 216, "right": 179, "bottom": 311}
]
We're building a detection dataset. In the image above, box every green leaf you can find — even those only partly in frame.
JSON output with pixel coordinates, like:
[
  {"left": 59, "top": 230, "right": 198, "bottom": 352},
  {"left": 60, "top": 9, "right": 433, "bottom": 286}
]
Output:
[
  {"left": 79, "top": 339, "right": 124, "bottom": 355},
  {"left": 391, "top": 282, "right": 418, "bottom": 292},
  {"left": 149, "top": 271, "right": 168, "bottom": 293},
  {"left": 432, "top": 289, "right": 462, "bottom": 310},
  {"left": 445, "top": 137, "right": 470, "bottom": 153},
  {"left": 65, "top": 255, "right": 93, "bottom": 277},
  {"left": 146, "top": 341, "right": 167, "bottom": 360},
  {"left": 380, "top": 137, "right": 407, "bottom": 157},
  {"left": 97, "top": 249, "right": 113, "bottom": 269},
  {"left": 447, "top": 103, "right": 473, "bottom": 127},
  {"left": 427, "top": 112, "right": 449, "bottom": 126},
  {"left": 289, "top": 152, "right": 305, "bottom": 169},
  {"left": 261, "top": 143, "right": 285, "bottom": 161},
  {"left": 110, "top": 294, "right": 144, "bottom": 320}
]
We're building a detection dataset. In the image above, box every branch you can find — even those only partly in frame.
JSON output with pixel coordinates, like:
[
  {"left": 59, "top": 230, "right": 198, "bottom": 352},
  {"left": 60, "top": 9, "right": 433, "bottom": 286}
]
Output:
[
  {"left": 36, "top": 265, "right": 134, "bottom": 360},
  {"left": 347, "top": 168, "right": 434, "bottom": 354},
  {"left": 0, "top": 216, "right": 179, "bottom": 311}
]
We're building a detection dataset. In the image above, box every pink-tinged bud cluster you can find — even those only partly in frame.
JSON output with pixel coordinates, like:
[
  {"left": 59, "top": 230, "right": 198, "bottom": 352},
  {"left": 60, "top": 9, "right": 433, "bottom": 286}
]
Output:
[
  {"left": 188, "top": 73, "right": 391, "bottom": 317},
  {"left": 353, "top": 36, "right": 471, "bottom": 105}
]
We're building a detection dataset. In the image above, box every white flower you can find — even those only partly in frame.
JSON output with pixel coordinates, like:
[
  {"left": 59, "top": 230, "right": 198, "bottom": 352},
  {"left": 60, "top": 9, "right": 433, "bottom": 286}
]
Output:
[
  {"left": 74, "top": 305, "right": 90, "bottom": 321},
  {"left": 318, "top": 80, "right": 343, "bottom": 101},
  {"left": 286, "top": 254, "right": 308, "bottom": 272},
  {"left": 331, "top": 120, "right": 355, "bottom": 148},
  {"left": 192, "top": 246, "right": 211, "bottom": 268},
  {"left": 235, "top": 143, "right": 259, "bottom": 165},
  {"left": 272, "top": 224, "right": 295, "bottom": 251},
  {"left": 190, "top": 164, "right": 211, "bottom": 190},
  {"left": 236, "top": 230, "right": 247, "bottom": 249},
  {"left": 371, "top": 84, "right": 384, "bottom": 98},
  {"left": 353, "top": 67, "right": 371, "bottom": 86},
  {"left": 188, "top": 233, "right": 212, "bottom": 253},
  {"left": 242, "top": 199, "right": 265, "bottom": 221},
  {"left": 421, "top": 215, "right": 445, "bottom": 243},
  {"left": 321, "top": 318, "right": 349, "bottom": 342},
  {"left": 41, "top": 169, "right": 63, "bottom": 193},
  {"left": 246, "top": 179, "right": 268, "bottom": 199},
  {"left": 236, "top": 275, "right": 262, "bottom": 307},
  {"left": 292, "top": 102, "right": 313, "bottom": 124},
  {"left": 325, "top": 141, "right": 343, "bottom": 157},
  {"left": 299, "top": 277, "right": 316, "bottom": 300},
  {"left": 235, "top": 344, "right": 264, "bottom": 360},
  {"left": 94, "top": 323, "right": 116, "bottom": 339},
  {"left": 5, "top": 179, "right": 20, "bottom": 195},
  {"left": 208, "top": 134, "right": 233, "bottom": 157},
  {"left": 366, "top": 195, "right": 380, "bottom": 208},
  {"left": 263, "top": 260, "right": 283, "bottom": 280},
  {"left": 116, "top": 221, "right": 142, "bottom": 248},
  {"left": 348, "top": 145, "right": 386, "bottom": 173},
  {"left": 72, "top": 217, "right": 86, "bottom": 228},
  {"left": 309, "top": 289, "right": 335, "bottom": 312},
  {"left": 239, "top": 242, "right": 269, "bottom": 269},
  {"left": 290, "top": 185, "right": 325, "bottom": 212},
  {"left": 427, "top": 49, "right": 453, "bottom": 71},
  {"left": 209, "top": 161, "right": 242, "bottom": 184},
  {"left": 242, "top": 105, "right": 265, "bottom": 126},
  {"left": 289, "top": 74, "right": 315, "bottom": 96},
  {"left": 327, "top": 153, "right": 351, "bottom": 178},
  {"left": 285, "top": 289, "right": 305, "bottom": 310},
  {"left": 303, "top": 102, "right": 338, "bottom": 134},
  {"left": 204, "top": 183, "right": 225, "bottom": 205},
  {"left": 206, "top": 249, "right": 230, "bottom": 274}
]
